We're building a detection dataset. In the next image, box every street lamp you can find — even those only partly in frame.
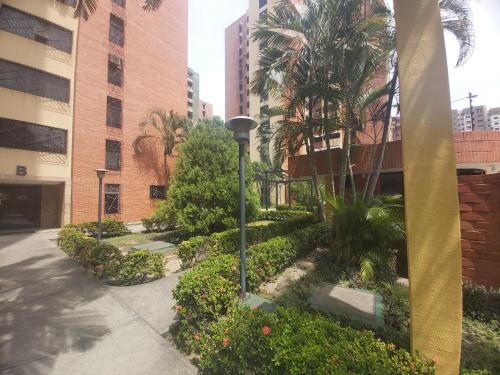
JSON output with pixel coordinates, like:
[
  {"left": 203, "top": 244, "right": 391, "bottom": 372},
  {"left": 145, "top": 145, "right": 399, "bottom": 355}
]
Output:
[
  {"left": 225, "top": 116, "right": 257, "bottom": 299},
  {"left": 95, "top": 168, "right": 109, "bottom": 242}
]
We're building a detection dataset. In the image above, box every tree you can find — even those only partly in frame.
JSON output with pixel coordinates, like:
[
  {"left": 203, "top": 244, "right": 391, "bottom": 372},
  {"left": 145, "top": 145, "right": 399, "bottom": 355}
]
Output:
[
  {"left": 363, "top": 0, "right": 474, "bottom": 200},
  {"left": 133, "top": 108, "right": 189, "bottom": 184},
  {"left": 76, "top": 0, "right": 162, "bottom": 19},
  {"left": 166, "top": 122, "right": 260, "bottom": 235}
]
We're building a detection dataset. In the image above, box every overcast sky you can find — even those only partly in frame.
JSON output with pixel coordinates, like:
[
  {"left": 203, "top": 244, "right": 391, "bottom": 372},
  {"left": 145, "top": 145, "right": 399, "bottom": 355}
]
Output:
[{"left": 188, "top": 0, "right": 500, "bottom": 119}]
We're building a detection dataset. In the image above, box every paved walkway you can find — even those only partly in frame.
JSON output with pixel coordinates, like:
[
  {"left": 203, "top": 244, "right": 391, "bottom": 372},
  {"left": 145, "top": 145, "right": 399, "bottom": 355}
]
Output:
[{"left": 0, "top": 230, "right": 196, "bottom": 375}]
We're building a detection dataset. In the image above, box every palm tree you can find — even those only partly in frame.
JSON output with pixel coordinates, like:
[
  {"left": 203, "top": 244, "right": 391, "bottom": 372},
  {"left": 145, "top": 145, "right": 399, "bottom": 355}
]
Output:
[
  {"left": 364, "top": 0, "right": 475, "bottom": 199},
  {"left": 76, "top": 0, "right": 163, "bottom": 19},
  {"left": 133, "top": 108, "right": 189, "bottom": 186}
]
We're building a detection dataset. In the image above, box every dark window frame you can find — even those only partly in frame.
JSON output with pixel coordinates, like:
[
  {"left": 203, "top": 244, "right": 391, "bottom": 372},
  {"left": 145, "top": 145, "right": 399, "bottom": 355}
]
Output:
[
  {"left": 105, "top": 139, "right": 121, "bottom": 171},
  {"left": 105, "top": 184, "right": 120, "bottom": 214},
  {"left": 109, "top": 14, "right": 124, "bottom": 46},
  {"left": 106, "top": 96, "right": 122, "bottom": 128},
  {"left": 112, "top": 0, "right": 126, "bottom": 8},
  {"left": 0, "top": 6, "right": 73, "bottom": 53},
  {"left": 0, "top": 117, "right": 67, "bottom": 154},
  {"left": 0, "top": 58, "right": 70, "bottom": 103},
  {"left": 149, "top": 185, "right": 166, "bottom": 200},
  {"left": 108, "top": 55, "right": 123, "bottom": 87}
]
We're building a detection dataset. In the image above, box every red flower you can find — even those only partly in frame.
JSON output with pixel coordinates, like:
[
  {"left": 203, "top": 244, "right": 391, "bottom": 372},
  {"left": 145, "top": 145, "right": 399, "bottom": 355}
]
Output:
[
  {"left": 223, "top": 337, "right": 231, "bottom": 347},
  {"left": 261, "top": 325, "right": 271, "bottom": 336},
  {"left": 175, "top": 305, "right": 182, "bottom": 312},
  {"left": 194, "top": 333, "right": 200, "bottom": 341}
]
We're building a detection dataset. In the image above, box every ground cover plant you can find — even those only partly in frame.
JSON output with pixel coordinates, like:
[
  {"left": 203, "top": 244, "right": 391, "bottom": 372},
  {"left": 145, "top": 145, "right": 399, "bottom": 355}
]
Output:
[{"left": 57, "top": 224, "right": 164, "bottom": 286}]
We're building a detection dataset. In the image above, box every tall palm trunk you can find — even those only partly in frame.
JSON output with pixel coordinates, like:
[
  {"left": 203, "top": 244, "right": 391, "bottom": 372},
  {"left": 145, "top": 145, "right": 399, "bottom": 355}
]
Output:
[
  {"left": 324, "top": 99, "right": 336, "bottom": 197},
  {"left": 366, "top": 67, "right": 398, "bottom": 199},
  {"left": 307, "top": 97, "right": 326, "bottom": 222},
  {"left": 164, "top": 148, "right": 169, "bottom": 187},
  {"left": 347, "top": 126, "right": 357, "bottom": 202}
]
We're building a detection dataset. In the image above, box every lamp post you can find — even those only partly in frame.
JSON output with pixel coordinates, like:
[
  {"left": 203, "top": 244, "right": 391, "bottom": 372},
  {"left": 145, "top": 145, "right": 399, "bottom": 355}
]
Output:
[
  {"left": 95, "top": 169, "right": 109, "bottom": 242},
  {"left": 225, "top": 116, "right": 257, "bottom": 299}
]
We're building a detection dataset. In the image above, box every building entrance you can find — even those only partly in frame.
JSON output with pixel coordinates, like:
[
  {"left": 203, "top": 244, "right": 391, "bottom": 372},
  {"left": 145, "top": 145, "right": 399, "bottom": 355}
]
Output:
[{"left": 0, "top": 185, "right": 41, "bottom": 231}]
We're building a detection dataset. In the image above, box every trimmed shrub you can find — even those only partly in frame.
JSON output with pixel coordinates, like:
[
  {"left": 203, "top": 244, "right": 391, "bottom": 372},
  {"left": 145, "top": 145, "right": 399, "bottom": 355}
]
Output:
[
  {"left": 247, "top": 223, "right": 329, "bottom": 289},
  {"left": 76, "top": 219, "right": 131, "bottom": 238},
  {"left": 173, "top": 255, "right": 240, "bottom": 325},
  {"left": 118, "top": 250, "right": 165, "bottom": 286},
  {"left": 257, "top": 210, "right": 313, "bottom": 221},
  {"left": 178, "top": 215, "right": 316, "bottom": 269},
  {"left": 177, "top": 236, "right": 210, "bottom": 269},
  {"left": 197, "top": 307, "right": 435, "bottom": 375},
  {"left": 57, "top": 227, "right": 92, "bottom": 256},
  {"left": 142, "top": 200, "right": 177, "bottom": 233},
  {"left": 463, "top": 282, "right": 500, "bottom": 322},
  {"left": 57, "top": 227, "right": 164, "bottom": 285},
  {"left": 276, "top": 205, "right": 307, "bottom": 211}
]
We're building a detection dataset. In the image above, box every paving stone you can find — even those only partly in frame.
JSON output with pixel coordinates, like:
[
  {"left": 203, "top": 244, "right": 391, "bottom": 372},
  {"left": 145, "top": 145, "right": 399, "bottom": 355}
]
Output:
[
  {"left": 309, "top": 282, "right": 384, "bottom": 327},
  {"left": 131, "top": 241, "right": 177, "bottom": 254},
  {"left": 242, "top": 293, "right": 275, "bottom": 312}
]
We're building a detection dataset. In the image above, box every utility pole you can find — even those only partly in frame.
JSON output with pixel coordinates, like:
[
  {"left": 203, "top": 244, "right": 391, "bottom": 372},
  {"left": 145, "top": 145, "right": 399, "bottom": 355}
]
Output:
[{"left": 468, "top": 92, "right": 478, "bottom": 130}]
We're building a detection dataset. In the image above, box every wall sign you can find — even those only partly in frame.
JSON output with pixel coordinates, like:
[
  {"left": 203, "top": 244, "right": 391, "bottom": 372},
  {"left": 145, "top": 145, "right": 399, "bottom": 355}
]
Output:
[{"left": 16, "top": 166, "right": 27, "bottom": 176}]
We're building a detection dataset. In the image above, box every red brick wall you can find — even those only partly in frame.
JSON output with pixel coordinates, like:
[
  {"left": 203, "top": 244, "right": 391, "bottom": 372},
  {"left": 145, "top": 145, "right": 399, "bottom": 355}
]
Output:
[
  {"left": 72, "top": 0, "right": 188, "bottom": 224},
  {"left": 459, "top": 174, "right": 500, "bottom": 287},
  {"left": 225, "top": 13, "right": 249, "bottom": 120}
]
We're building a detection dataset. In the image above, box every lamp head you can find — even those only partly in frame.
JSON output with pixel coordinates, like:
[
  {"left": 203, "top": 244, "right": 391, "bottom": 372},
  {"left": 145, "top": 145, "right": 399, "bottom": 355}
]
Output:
[
  {"left": 95, "top": 168, "right": 109, "bottom": 178},
  {"left": 225, "top": 116, "right": 258, "bottom": 143}
]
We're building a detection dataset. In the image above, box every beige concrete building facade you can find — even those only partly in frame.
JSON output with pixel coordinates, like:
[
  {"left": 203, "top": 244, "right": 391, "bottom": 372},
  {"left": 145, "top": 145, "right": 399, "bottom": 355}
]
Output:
[{"left": 0, "top": 0, "right": 78, "bottom": 231}]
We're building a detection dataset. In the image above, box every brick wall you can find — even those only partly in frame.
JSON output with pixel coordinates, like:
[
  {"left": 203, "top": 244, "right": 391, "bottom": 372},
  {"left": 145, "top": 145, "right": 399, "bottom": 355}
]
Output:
[
  {"left": 459, "top": 173, "right": 500, "bottom": 287},
  {"left": 72, "top": 0, "right": 188, "bottom": 224}
]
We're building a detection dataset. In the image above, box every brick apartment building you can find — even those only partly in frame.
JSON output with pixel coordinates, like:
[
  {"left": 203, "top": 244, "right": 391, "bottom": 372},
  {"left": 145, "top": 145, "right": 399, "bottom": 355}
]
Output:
[
  {"left": 225, "top": 12, "right": 250, "bottom": 120},
  {"left": 71, "top": 0, "right": 188, "bottom": 224},
  {"left": 0, "top": 0, "right": 188, "bottom": 231}
]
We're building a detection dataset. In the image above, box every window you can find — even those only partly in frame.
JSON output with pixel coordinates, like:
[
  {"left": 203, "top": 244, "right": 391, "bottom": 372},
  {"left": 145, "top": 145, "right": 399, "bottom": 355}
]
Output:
[
  {"left": 150, "top": 185, "right": 166, "bottom": 200},
  {"left": 380, "top": 172, "right": 404, "bottom": 195},
  {"left": 239, "top": 105, "right": 243, "bottom": 115},
  {"left": 259, "top": 0, "right": 267, "bottom": 9},
  {"left": 0, "top": 58, "right": 70, "bottom": 102},
  {"left": 112, "top": 0, "right": 126, "bottom": 7},
  {"left": 57, "top": 0, "right": 77, "bottom": 6},
  {"left": 105, "top": 140, "right": 121, "bottom": 170},
  {"left": 0, "top": 6, "right": 73, "bottom": 53},
  {"left": 240, "top": 94, "right": 243, "bottom": 102},
  {"left": 108, "top": 55, "right": 123, "bottom": 86},
  {"left": 0, "top": 117, "right": 67, "bottom": 154},
  {"left": 106, "top": 96, "right": 122, "bottom": 128},
  {"left": 105, "top": 184, "right": 120, "bottom": 214},
  {"left": 109, "top": 14, "right": 124, "bottom": 46}
]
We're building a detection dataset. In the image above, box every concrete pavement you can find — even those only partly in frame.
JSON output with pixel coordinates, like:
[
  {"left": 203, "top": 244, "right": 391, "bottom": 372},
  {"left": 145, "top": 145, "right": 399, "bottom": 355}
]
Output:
[{"left": 0, "top": 230, "right": 196, "bottom": 375}]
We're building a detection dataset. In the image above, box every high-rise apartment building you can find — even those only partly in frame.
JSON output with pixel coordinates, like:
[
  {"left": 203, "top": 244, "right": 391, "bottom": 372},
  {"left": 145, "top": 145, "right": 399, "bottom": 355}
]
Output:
[
  {"left": 488, "top": 107, "right": 500, "bottom": 131},
  {"left": 452, "top": 105, "right": 488, "bottom": 132},
  {"left": 187, "top": 68, "right": 200, "bottom": 121},
  {"left": 225, "top": 13, "right": 250, "bottom": 120},
  {"left": 0, "top": 0, "right": 79, "bottom": 231},
  {"left": 0, "top": 0, "right": 188, "bottom": 231},
  {"left": 200, "top": 100, "right": 213, "bottom": 120}
]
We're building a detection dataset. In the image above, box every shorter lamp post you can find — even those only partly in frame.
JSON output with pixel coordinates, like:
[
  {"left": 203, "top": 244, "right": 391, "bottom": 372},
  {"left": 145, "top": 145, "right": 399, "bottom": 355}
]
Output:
[
  {"left": 225, "top": 116, "right": 257, "bottom": 299},
  {"left": 95, "top": 169, "right": 109, "bottom": 242}
]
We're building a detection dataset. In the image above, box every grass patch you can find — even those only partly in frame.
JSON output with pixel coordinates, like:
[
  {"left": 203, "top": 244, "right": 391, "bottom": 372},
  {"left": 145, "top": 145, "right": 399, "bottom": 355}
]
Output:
[
  {"left": 247, "top": 220, "right": 274, "bottom": 227},
  {"left": 104, "top": 232, "right": 177, "bottom": 252}
]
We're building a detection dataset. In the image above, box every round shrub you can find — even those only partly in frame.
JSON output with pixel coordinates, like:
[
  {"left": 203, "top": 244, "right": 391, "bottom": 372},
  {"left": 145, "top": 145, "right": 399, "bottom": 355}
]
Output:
[
  {"left": 197, "top": 307, "right": 435, "bottom": 375},
  {"left": 173, "top": 255, "right": 240, "bottom": 324},
  {"left": 118, "top": 250, "right": 165, "bottom": 286},
  {"left": 57, "top": 227, "right": 91, "bottom": 256},
  {"left": 78, "top": 219, "right": 131, "bottom": 238},
  {"left": 178, "top": 236, "right": 210, "bottom": 269}
]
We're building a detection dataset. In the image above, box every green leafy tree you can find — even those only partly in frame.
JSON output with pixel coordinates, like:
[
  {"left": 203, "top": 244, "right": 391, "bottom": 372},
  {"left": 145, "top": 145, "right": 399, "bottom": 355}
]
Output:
[{"left": 167, "top": 122, "right": 260, "bottom": 235}]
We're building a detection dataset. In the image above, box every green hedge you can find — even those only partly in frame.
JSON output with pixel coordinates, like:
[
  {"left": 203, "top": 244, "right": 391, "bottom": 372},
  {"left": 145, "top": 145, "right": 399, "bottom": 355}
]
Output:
[
  {"left": 178, "top": 214, "right": 316, "bottom": 269},
  {"left": 276, "top": 205, "right": 308, "bottom": 211},
  {"left": 174, "top": 223, "right": 329, "bottom": 329},
  {"left": 196, "top": 307, "right": 435, "bottom": 375},
  {"left": 463, "top": 282, "right": 500, "bottom": 322},
  {"left": 257, "top": 209, "right": 314, "bottom": 221},
  {"left": 67, "top": 219, "right": 131, "bottom": 238},
  {"left": 57, "top": 228, "right": 164, "bottom": 285}
]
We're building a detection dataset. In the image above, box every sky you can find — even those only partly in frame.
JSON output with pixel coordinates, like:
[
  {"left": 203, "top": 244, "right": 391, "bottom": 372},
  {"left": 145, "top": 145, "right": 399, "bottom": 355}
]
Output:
[{"left": 188, "top": 0, "right": 500, "bottom": 119}]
